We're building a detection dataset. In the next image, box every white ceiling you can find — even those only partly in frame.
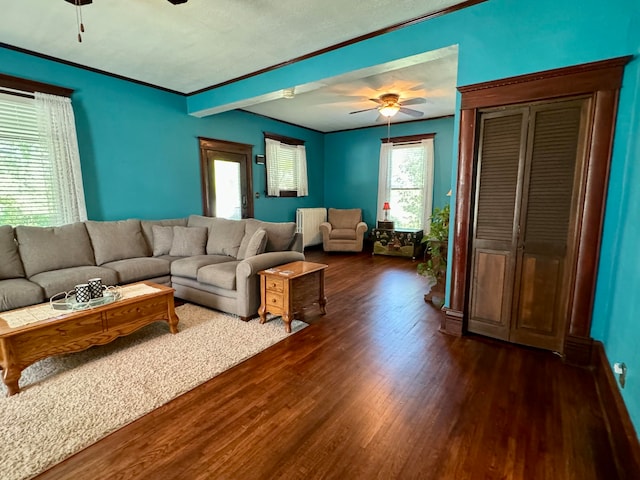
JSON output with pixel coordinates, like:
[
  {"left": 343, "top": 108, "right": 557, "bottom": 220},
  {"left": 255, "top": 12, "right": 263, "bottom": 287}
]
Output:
[{"left": 0, "top": 0, "right": 465, "bottom": 131}]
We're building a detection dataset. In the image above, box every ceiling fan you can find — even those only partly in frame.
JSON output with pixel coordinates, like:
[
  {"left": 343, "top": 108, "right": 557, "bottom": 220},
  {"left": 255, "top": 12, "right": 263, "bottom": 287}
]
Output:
[
  {"left": 64, "top": 0, "right": 188, "bottom": 42},
  {"left": 349, "top": 93, "right": 426, "bottom": 119}
]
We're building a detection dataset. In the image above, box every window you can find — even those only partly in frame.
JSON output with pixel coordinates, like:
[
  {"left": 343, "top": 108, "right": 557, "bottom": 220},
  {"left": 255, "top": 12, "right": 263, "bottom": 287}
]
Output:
[
  {"left": 377, "top": 135, "right": 434, "bottom": 232},
  {"left": 0, "top": 80, "right": 85, "bottom": 227},
  {"left": 264, "top": 133, "right": 308, "bottom": 197}
]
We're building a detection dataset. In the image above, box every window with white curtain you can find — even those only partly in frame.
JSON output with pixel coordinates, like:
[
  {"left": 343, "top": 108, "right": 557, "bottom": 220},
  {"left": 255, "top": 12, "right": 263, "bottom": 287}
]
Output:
[
  {"left": 377, "top": 136, "right": 434, "bottom": 232},
  {"left": 0, "top": 87, "right": 86, "bottom": 226},
  {"left": 265, "top": 134, "right": 308, "bottom": 197}
]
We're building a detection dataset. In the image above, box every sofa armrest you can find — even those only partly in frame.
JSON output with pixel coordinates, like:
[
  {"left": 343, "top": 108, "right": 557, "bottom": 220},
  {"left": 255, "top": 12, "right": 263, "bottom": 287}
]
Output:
[
  {"left": 235, "top": 251, "right": 305, "bottom": 318},
  {"left": 355, "top": 221, "right": 368, "bottom": 241},
  {"left": 237, "top": 251, "right": 305, "bottom": 278},
  {"left": 319, "top": 222, "right": 332, "bottom": 241}
]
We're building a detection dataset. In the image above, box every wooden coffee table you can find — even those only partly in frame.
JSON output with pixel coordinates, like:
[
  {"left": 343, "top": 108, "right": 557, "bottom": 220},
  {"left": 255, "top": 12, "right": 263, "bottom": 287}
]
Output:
[
  {"left": 258, "top": 261, "right": 328, "bottom": 333},
  {"left": 0, "top": 281, "right": 179, "bottom": 396}
]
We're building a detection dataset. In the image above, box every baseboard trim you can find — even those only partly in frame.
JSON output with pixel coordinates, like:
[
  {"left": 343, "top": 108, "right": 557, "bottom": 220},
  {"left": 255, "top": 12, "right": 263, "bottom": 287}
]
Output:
[
  {"left": 593, "top": 341, "right": 640, "bottom": 478},
  {"left": 441, "top": 308, "right": 463, "bottom": 336},
  {"left": 564, "top": 334, "right": 594, "bottom": 366}
]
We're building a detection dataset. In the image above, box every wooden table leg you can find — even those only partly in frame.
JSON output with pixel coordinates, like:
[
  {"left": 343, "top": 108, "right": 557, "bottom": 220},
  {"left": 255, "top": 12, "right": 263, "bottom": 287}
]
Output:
[
  {"left": 318, "top": 270, "right": 327, "bottom": 315},
  {"left": 3, "top": 365, "right": 21, "bottom": 396},
  {"left": 167, "top": 297, "right": 180, "bottom": 334},
  {"left": 282, "top": 312, "right": 292, "bottom": 334}
]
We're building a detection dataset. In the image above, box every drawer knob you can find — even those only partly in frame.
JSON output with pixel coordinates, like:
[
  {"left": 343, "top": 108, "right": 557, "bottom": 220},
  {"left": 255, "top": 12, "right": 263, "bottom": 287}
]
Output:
[{"left": 272, "top": 298, "right": 277, "bottom": 303}]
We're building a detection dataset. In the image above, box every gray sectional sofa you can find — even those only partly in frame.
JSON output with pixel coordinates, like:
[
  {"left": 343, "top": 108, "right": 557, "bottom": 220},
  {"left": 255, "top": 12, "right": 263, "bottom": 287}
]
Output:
[{"left": 0, "top": 215, "right": 304, "bottom": 319}]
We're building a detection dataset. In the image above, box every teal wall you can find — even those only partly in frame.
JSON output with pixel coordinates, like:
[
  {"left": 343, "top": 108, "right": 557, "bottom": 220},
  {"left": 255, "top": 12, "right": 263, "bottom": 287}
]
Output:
[
  {"left": 0, "top": 47, "right": 324, "bottom": 222},
  {"left": 1, "top": 0, "right": 639, "bottom": 438},
  {"left": 323, "top": 117, "right": 454, "bottom": 228}
]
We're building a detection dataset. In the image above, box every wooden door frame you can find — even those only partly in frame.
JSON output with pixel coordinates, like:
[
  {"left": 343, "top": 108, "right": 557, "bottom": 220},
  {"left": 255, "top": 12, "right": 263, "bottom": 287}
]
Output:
[
  {"left": 443, "top": 56, "right": 632, "bottom": 365},
  {"left": 198, "top": 137, "right": 254, "bottom": 218}
]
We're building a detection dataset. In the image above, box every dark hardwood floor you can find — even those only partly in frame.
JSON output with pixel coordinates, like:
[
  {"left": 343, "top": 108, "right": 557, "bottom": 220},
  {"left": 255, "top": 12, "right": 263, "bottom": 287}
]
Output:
[{"left": 37, "top": 248, "right": 619, "bottom": 480}]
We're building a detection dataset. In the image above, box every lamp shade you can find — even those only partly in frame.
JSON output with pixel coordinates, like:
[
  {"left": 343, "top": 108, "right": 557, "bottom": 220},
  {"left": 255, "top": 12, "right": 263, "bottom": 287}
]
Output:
[
  {"left": 379, "top": 105, "right": 399, "bottom": 117},
  {"left": 383, "top": 202, "right": 391, "bottom": 210}
]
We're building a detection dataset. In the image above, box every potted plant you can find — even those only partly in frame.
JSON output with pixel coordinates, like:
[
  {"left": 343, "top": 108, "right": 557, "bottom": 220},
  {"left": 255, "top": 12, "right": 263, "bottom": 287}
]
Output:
[{"left": 417, "top": 204, "right": 450, "bottom": 308}]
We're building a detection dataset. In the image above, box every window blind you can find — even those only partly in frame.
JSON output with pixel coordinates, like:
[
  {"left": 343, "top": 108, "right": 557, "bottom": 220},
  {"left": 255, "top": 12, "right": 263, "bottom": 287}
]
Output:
[
  {"left": 272, "top": 143, "right": 298, "bottom": 191},
  {"left": 0, "top": 92, "right": 58, "bottom": 226},
  {"left": 265, "top": 138, "right": 307, "bottom": 197}
]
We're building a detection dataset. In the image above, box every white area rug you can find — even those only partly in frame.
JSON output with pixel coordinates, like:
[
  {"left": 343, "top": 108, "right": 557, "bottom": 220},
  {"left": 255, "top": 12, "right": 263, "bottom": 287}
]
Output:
[{"left": 0, "top": 304, "right": 306, "bottom": 480}]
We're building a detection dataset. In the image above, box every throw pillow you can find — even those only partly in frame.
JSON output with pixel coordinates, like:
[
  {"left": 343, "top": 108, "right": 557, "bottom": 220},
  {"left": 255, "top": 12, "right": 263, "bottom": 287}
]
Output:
[
  {"left": 243, "top": 229, "right": 268, "bottom": 258},
  {"left": 206, "top": 217, "right": 246, "bottom": 257},
  {"left": 169, "top": 226, "right": 208, "bottom": 257},
  {"left": 152, "top": 225, "right": 174, "bottom": 256}
]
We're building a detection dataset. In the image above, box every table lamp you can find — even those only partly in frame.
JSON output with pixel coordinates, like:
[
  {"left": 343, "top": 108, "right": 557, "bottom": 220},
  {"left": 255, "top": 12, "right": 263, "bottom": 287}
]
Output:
[{"left": 383, "top": 202, "right": 390, "bottom": 221}]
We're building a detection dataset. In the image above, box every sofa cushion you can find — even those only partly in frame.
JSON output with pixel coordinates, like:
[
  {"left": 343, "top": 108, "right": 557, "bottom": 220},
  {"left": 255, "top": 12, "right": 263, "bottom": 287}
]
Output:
[
  {"left": 171, "top": 255, "right": 234, "bottom": 280},
  {"left": 141, "top": 218, "right": 187, "bottom": 252},
  {"left": 102, "top": 257, "right": 171, "bottom": 284},
  {"left": 0, "top": 225, "right": 25, "bottom": 280},
  {"left": 330, "top": 228, "right": 357, "bottom": 240},
  {"left": 151, "top": 226, "right": 174, "bottom": 256},
  {"left": 0, "top": 278, "right": 45, "bottom": 312},
  {"left": 237, "top": 219, "right": 296, "bottom": 259},
  {"left": 85, "top": 220, "right": 149, "bottom": 265},
  {"left": 244, "top": 228, "right": 267, "bottom": 258},
  {"left": 30, "top": 266, "right": 119, "bottom": 298},
  {"left": 206, "top": 217, "right": 246, "bottom": 257},
  {"left": 16, "top": 223, "right": 96, "bottom": 278},
  {"left": 328, "top": 208, "right": 362, "bottom": 229},
  {"left": 187, "top": 214, "right": 213, "bottom": 230},
  {"left": 197, "top": 261, "right": 239, "bottom": 290},
  {"left": 170, "top": 226, "right": 208, "bottom": 257}
]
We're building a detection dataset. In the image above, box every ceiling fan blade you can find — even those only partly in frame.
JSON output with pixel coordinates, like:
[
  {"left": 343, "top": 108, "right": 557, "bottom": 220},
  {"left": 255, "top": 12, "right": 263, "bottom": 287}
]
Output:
[
  {"left": 399, "top": 107, "right": 424, "bottom": 118},
  {"left": 375, "top": 114, "right": 386, "bottom": 123},
  {"left": 369, "top": 98, "right": 383, "bottom": 104},
  {"left": 349, "top": 107, "right": 378, "bottom": 114},
  {"left": 401, "top": 97, "right": 427, "bottom": 106}
]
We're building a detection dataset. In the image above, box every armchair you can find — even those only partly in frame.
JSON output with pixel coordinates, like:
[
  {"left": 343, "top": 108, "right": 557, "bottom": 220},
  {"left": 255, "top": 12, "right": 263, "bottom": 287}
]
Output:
[{"left": 319, "top": 208, "right": 368, "bottom": 252}]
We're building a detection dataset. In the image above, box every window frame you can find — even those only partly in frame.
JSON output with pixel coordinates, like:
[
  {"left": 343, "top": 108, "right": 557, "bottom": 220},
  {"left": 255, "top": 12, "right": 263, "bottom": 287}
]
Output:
[
  {"left": 263, "top": 132, "right": 305, "bottom": 198},
  {"left": 379, "top": 133, "right": 435, "bottom": 231}
]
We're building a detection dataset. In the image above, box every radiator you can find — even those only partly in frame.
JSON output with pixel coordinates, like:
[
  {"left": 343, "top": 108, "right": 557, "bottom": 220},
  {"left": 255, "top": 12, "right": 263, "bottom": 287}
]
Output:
[{"left": 296, "top": 208, "right": 327, "bottom": 248}]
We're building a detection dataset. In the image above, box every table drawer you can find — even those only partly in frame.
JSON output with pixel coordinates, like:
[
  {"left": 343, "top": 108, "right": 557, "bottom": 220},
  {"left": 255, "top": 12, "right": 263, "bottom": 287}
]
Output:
[
  {"left": 12, "top": 312, "right": 103, "bottom": 360},
  {"left": 265, "top": 291, "right": 284, "bottom": 309},
  {"left": 265, "top": 277, "right": 284, "bottom": 293},
  {"left": 105, "top": 297, "right": 167, "bottom": 328}
]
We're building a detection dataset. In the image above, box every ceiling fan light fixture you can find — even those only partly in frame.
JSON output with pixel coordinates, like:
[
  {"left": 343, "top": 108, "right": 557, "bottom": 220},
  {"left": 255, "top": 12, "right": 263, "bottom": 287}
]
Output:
[{"left": 379, "top": 105, "right": 400, "bottom": 117}]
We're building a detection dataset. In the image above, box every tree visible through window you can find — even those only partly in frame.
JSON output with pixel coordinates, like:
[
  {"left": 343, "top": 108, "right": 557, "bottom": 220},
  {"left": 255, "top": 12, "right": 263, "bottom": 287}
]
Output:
[{"left": 377, "top": 135, "right": 434, "bottom": 232}]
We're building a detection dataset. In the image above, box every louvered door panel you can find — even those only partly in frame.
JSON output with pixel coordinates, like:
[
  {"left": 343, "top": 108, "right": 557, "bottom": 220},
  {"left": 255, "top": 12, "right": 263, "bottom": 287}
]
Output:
[
  {"left": 511, "top": 100, "right": 586, "bottom": 351},
  {"left": 475, "top": 114, "right": 523, "bottom": 242},
  {"left": 468, "top": 111, "right": 526, "bottom": 340}
]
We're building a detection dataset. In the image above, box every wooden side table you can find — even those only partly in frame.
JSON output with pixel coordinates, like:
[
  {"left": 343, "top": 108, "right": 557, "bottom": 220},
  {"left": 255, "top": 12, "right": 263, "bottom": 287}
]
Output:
[{"left": 258, "top": 261, "right": 328, "bottom": 333}]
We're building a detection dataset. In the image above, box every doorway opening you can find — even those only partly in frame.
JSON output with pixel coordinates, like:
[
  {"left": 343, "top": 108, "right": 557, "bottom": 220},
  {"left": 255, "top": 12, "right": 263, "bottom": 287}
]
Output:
[{"left": 198, "top": 137, "right": 254, "bottom": 219}]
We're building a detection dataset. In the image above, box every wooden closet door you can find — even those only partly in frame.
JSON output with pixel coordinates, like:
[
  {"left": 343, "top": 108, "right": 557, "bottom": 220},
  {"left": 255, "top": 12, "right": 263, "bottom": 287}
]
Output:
[
  {"left": 468, "top": 98, "right": 589, "bottom": 351},
  {"left": 467, "top": 109, "right": 528, "bottom": 340},
  {"left": 510, "top": 99, "right": 588, "bottom": 351}
]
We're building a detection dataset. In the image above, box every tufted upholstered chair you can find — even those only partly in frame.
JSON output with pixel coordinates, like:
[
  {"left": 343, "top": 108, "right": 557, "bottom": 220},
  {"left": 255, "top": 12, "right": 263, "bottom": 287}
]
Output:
[{"left": 319, "top": 208, "right": 368, "bottom": 252}]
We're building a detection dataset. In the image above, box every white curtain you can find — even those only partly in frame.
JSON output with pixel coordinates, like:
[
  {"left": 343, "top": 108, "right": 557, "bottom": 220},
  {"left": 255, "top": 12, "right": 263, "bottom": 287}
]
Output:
[
  {"left": 376, "top": 141, "right": 393, "bottom": 220},
  {"left": 421, "top": 138, "right": 435, "bottom": 234},
  {"left": 265, "top": 137, "right": 281, "bottom": 196},
  {"left": 296, "top": 144, "right": 308, "bottom": 197},
  {"left": 35, "top": 92, "right": 87, "bottom": 224}
]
